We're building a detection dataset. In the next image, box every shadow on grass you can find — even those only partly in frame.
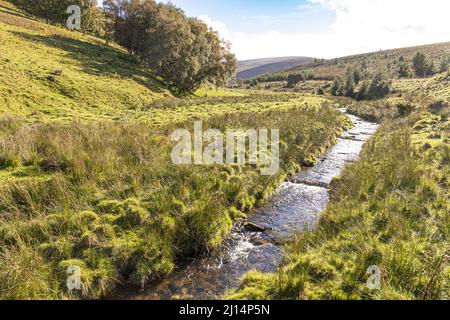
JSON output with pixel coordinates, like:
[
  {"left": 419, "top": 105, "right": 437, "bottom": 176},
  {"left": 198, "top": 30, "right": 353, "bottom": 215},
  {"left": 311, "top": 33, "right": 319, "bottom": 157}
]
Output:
[
  {"left": 11, "top": 30, "right": 168, "bottom": 94},
  {"left": 0, "top": 3, "right": 35, "bottom": 20}
]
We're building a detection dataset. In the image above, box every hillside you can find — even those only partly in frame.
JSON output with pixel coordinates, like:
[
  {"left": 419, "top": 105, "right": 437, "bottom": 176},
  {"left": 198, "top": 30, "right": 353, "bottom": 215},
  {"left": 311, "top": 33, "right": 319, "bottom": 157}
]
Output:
[
  {"left": 0, "top": 0, "right": 173, "bottom": 123},
  {"left": 237, "top": 56, "right": 314, "bottom": 80},
  {"left": 253, "top": 42, "right": 450, "bottom": 81}
]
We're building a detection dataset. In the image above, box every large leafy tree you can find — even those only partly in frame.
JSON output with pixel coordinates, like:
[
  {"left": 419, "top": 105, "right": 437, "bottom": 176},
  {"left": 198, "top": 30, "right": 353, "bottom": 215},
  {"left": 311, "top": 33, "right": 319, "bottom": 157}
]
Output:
[{"left": 104, "top": 0, "right": 237, "bottom": 94}]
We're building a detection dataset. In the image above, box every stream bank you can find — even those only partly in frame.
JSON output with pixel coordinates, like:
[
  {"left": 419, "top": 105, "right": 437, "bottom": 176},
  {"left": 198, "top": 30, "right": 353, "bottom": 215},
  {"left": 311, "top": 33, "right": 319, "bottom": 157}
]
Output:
[{"left": 119, "top": 111, "right": 379, "bottom": 300}]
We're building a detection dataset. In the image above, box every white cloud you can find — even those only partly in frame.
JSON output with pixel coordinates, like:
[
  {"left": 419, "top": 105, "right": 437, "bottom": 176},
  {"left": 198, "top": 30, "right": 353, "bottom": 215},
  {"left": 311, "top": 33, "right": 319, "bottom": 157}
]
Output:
[
  {"left": 296, "top": 3, "right": 320, "bottom": 11},
  {"left": 200, "top": 0, "right": 450, "bottom": 60},
  {"left": 198, "top": 15, "right": 233, "bottom": 43}
]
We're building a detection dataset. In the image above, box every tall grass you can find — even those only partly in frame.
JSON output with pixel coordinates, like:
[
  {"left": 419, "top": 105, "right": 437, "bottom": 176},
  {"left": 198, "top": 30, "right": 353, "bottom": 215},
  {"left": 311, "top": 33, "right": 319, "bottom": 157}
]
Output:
[
  {"left": 0, "top": 103, "right": 350, "bottom": 299},
  {"left": 229, "top": 107, "right": 449, "bottom": 300}
]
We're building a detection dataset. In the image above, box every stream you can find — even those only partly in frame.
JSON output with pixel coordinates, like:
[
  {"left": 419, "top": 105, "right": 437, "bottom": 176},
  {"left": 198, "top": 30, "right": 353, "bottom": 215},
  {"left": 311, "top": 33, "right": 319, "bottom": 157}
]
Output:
[{"left": 120, "top": 110, "right": 379, "bottom": 300}]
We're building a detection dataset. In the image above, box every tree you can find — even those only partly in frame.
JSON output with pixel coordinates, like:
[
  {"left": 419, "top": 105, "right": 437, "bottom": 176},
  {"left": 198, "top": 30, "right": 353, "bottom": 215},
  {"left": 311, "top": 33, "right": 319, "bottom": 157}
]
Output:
[
  {"left": 80, "top": 4, "right": 108, "bottom": 37},
  {"left": 426, "top": 61, "right": 435, "bottom": 76},
  {"left": 104, "top": 0, "right": 236, "bottom": 94},
  {"left": 353, "top": 67, "right": 362, "bottom": 85},
  {"left": 365, "top": 71, "right": 391, "bottom": 99},
  {"left": 412, "top": 52, "right": 434, "bottom": 77},
  {"left": 439, "top": 56, "right": 449, "bottom": 73},
  {"left": 344, "top": 69, "right": 355, "bottom": 97},
  {"left": 331, "top": 77, "right": 344, "bottom": 96},
  {"left": 287, "top": 74, "right": 304, "bottom": 88},
  {"left": 355, "top": 80, "right": 369, "bottom": 101}
]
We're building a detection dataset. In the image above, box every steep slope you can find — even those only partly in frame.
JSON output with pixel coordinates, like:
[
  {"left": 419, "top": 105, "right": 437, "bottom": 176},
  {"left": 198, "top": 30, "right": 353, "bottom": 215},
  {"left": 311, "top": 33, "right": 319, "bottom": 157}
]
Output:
[
  {"left": 0, "top": 0, "right": 171, "bottom": 122},
  {"left": 237, "top": 57, "right": 314, "bottom": 80}
]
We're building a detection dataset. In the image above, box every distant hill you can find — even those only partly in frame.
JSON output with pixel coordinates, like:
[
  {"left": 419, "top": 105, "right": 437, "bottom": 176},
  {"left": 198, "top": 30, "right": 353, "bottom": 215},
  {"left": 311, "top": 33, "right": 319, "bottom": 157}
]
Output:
[{"left": 237, "top": 57, "right": 314, "bottom": 80}]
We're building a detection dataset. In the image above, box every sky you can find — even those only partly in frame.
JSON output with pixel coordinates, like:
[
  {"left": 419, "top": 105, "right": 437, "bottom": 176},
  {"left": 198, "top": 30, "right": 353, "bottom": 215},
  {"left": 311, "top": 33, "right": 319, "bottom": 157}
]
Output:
[{"left": 119, "top": 0, "right": 450, "bottom": 60}]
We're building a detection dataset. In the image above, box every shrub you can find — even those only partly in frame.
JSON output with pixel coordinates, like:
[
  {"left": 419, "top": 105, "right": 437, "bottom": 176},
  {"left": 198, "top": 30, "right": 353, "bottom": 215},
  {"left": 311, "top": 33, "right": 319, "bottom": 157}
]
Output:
[
  {"left": 398, "top": 62, "right": 412, "bottom": 78},
  {"left": 365, "top": 72, "right": 391, "bottom": 100},
  {"left": 355, "top": 80, "right": 369, "bottom": 101},
  {"left": 439, "top": 56, "right": 449, "bottom": 73},
  {"left": 287, "top": 74, "right": 304, "bottom": 88},
  {"left": 331, "top": 77, "right": 344, "bottom": 96},
  {"left": 396, "top": 101, "right": 415, "bottom": 117}
]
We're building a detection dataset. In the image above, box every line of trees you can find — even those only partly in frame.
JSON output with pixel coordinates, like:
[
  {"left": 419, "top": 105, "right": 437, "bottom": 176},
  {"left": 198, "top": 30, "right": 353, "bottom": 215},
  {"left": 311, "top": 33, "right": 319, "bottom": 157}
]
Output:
[
  {"left": 9, "top": 0, "right": 237, "bottom": 94},
  {"left": 398, "top": 52, "right": 449, "bottom": 78},
  {"left": 332, "top": 68, "right": 391, "bottom": 100}
]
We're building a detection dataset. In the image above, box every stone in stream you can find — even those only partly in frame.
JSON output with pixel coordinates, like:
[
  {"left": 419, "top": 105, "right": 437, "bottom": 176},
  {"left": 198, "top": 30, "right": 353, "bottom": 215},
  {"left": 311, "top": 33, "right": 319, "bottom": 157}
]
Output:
[{"left": 243, "top": 222, "right": 266, "bottom": 232}]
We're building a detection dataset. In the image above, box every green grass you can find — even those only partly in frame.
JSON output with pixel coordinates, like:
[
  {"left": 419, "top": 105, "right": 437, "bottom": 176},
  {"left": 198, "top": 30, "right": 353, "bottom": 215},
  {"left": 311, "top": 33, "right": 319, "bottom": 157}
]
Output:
[
  {"left": 0, "top": 1, "right": 175, "bottom": 122},
  {"left": 229, "top": 91, "right": 449, "bottom": 301},
  {"left": 0, "top": 104, "right": 351, "bottom": 299},
  {"left": 0, "top": 2, "right": 337, "bottom": 127},
  {"left": 0, "top": 2, "right": 333, "bottom": 126},
  {"left": 3, "top": 1, "right": 447, "bottom": 301}
]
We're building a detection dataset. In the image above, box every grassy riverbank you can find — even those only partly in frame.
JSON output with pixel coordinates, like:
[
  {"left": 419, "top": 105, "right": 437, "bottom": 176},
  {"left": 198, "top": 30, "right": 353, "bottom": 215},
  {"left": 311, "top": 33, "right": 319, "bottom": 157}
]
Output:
[
  {"left": 229, "top": 93, "right": 449, "bottom": 300},
  {"left": 0, "top": 102, "right": 352, "bottom": 299}
]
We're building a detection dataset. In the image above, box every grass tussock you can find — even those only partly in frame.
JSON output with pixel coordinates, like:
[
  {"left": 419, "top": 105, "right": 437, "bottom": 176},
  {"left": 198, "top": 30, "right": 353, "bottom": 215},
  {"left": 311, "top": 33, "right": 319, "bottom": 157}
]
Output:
[
  {"left": 229, "top": 106, "right": 449, "bottom": 300},
  {"left": 0, "top": 103, "right": 350, "bottom": 299}
]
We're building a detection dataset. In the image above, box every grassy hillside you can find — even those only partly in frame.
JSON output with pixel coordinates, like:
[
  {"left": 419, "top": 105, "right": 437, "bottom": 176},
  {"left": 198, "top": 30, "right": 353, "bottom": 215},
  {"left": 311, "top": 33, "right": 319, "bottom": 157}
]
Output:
[
  {"left": 237, "top": 57, "right": 314, "bottom": 80},
  {"left": 393, "top": 72, "right": 450, "bottom": 101},
  {"left": 256, "top": 42, "right": 450, "bottom": 82},
  {"left": 0, "top": 1, "right": 176, "bottom": 123},
  {"left": 0, "top": 2, "right": 326, "bottom": 126}
]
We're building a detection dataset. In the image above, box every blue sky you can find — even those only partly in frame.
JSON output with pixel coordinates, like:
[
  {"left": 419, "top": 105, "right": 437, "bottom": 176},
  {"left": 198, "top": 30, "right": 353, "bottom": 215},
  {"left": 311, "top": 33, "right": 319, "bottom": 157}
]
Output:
[
  {"left": 166, "top": 0, "right": 335, "bottom": 35},
  {"left": 102, "top": 1, "right": 450, "bottom": 60}
]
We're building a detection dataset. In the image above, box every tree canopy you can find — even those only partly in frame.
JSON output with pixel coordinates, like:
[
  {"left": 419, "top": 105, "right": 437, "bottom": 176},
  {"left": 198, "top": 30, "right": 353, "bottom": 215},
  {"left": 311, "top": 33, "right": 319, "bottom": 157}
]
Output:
[{"left": 103, "top": 0, "right": 237, "bottom": 94}]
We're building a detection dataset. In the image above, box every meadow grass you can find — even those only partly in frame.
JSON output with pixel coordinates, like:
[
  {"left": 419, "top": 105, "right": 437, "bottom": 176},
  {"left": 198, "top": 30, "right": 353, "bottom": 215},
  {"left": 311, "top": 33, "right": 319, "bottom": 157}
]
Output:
[
  {"left": 0, "top": 1, "right": 332, "bottom": 126},
  {"left": 0, "top": 102, "right": 351, "bottom": 299},
  {"left": 2, "top": 1, "right": 447, "bottom": 300}
]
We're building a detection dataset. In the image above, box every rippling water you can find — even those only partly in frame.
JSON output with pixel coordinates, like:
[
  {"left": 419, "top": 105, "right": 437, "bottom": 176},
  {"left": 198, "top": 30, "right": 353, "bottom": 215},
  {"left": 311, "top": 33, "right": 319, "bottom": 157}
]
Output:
[{"left": 120, "top": 112, "right": 379, "bottom": 300}]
